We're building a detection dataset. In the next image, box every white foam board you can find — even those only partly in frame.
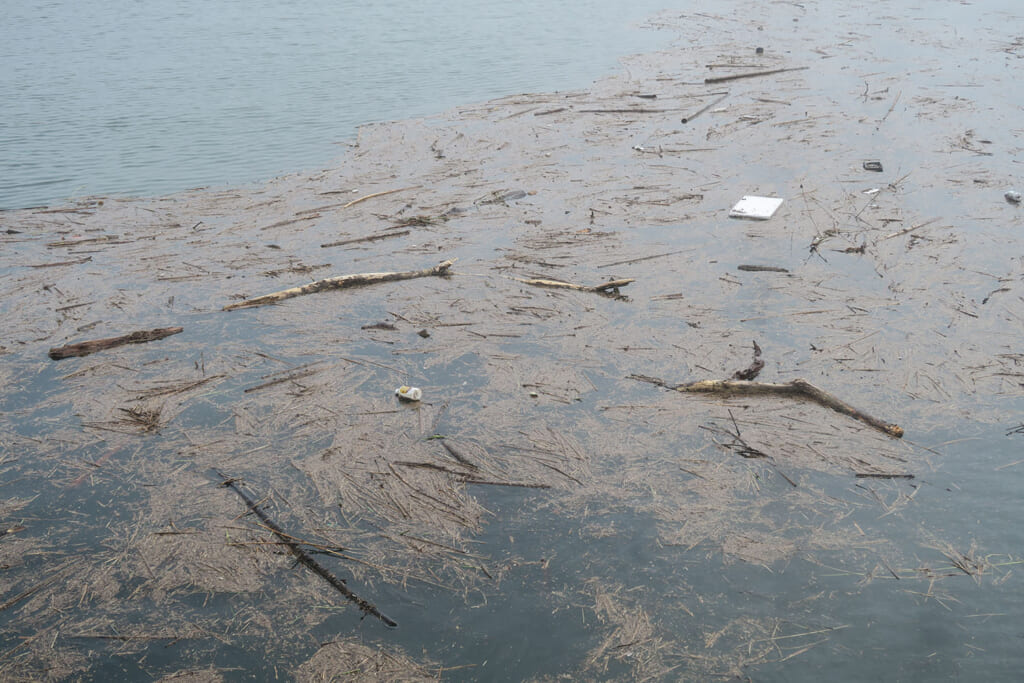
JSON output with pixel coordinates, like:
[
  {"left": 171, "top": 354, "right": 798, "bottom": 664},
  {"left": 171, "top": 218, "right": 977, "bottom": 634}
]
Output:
[{"left": 729, "top": 195, "right": 784, "bottom": 220}]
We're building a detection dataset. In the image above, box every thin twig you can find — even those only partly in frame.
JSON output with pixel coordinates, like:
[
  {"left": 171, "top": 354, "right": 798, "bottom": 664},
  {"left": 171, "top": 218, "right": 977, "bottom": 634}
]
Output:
[
  {"left": 509, "top": 275, "right": 634, "bottom": 295},
  {"left": 597, "top": 249, "right": 689, "bottom": 269},
  {"left": 321, "top": 230, "right": 410, "bottom": 249},
  {"left": 882, "top": 217, "right": 940, "bottom": 240},
  {"left": 342, "top": 185, "right": 421, "bottom": 209}
]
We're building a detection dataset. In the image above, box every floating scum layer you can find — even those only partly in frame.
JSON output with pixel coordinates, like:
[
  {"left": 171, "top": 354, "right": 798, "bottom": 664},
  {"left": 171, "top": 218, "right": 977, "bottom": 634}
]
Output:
[{"left": 1, "top": 1, "right": 1023, "bottom": 680}]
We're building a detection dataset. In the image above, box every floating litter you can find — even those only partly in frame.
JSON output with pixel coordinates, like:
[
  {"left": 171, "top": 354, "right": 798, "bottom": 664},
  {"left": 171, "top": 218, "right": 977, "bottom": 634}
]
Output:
[
  {"left": 395, "top": 386, "right": 422, "bottom": 402},
  {"left": 729, "top": 196, "right": 784, "bottom": 220}
]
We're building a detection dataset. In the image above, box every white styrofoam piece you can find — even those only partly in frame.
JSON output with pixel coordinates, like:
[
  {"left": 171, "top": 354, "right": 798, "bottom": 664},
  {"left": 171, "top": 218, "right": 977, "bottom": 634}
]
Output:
[{"left": 729, "top": 195, "right": 784, "bottom": 220}]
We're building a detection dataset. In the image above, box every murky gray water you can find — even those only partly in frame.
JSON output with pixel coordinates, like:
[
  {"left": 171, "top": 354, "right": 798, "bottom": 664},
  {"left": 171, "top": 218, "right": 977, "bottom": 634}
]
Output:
[
  {"left": 2, "top": 1, "right": 1024, "bottom": 681},
  {"left": 1, "top": 0, "right": 675, "bottom": 210}
]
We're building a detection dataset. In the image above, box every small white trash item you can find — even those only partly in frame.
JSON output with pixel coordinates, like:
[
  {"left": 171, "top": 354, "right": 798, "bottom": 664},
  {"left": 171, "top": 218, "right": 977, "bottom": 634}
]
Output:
[
  {"left": 729, "top": 195, "right": 784, "bottom": 220},
  {"left": 395, "top": 386, "right": 422, "bottom": 402}
]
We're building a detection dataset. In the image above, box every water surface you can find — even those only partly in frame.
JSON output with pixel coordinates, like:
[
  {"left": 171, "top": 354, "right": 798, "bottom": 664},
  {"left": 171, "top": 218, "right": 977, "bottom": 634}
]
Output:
[
  {"left": 1, "top": 0, "right": 675, "bottom": 209},
  {"left": 2, "top": 1, "right": 1023, "bottom": 681}
]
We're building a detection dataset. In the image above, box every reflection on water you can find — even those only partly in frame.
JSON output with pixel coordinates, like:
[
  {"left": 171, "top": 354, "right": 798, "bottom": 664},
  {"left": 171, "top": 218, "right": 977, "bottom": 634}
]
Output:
[{"left": 0, "top": 0, "right": 674, "bottom": 209}]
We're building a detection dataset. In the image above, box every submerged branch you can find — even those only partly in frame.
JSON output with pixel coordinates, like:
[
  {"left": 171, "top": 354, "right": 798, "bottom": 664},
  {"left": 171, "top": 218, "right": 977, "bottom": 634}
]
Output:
[{"left": 216, "top": 472, "right": 398, "bottom": 628}]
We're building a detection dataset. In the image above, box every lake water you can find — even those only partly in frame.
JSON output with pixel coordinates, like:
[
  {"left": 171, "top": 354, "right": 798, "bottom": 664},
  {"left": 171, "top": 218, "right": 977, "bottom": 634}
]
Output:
[
  {"left": 3, "top": 1, "right": 1024, "bottom": 680},
  {"left": 0, "top": 0, "right": 677, "bottom": 210}
]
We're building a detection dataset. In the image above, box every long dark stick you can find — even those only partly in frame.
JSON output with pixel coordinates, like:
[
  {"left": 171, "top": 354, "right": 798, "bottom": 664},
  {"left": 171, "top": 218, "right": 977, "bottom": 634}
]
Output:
[
  {"left": 216, "top": 472, "right": 397, "bottom": 628},
  {"left": 49, "top": 327, "right": 182, "bottom": 360},
  {"left": 681, "top": 92, "right": 729, "bottom": 123},
  {"left": 704, "top": 66, "right": 808, "bottom": 85}
]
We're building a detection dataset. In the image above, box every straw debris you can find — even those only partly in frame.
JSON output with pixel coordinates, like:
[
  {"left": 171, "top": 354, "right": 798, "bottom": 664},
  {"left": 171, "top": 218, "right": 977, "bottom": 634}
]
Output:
[{"left": 0, "top": 2, "right": 1020, "bottom": 679}]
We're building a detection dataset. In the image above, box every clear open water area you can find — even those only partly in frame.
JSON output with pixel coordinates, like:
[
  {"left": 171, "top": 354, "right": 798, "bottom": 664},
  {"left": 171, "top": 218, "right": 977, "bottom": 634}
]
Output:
[
  {"left": 1, "top": 0, "right": 676, "bottom": 210},
  {"left": 2, "top": 1, "right": 1024, "bottom": 681}
]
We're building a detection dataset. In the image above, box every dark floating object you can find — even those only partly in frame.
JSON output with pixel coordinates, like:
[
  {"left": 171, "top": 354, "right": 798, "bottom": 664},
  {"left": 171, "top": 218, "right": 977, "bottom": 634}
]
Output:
[
  {"left": 863, "top": 160, "right": 884, "bottom": 172},
  {"left": 732, "top": 340, "right": 765, "bottom": 381},
  {"left": 738, "top": 264, "right": 789, "bottom": 273},
  {"left": 855, "top": 473, "right": 915, "bottom": 479},
  {"left": 49, "top": 327, "right": 183, "bottom": 360},
  {"left": 216, "top": 471, "right": 398, "bottom": 628},
  {"left": 361, "top": 321, "right": 398, "bottom": 331}
]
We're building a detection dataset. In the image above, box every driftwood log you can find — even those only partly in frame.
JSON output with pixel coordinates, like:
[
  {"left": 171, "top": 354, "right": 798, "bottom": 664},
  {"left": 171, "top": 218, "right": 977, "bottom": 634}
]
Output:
[
  {"left": 511, "top": 276, "right": 635, "bottom": 295},
  {"left": 48, "top": 327, "right": 183, "bottom": 360},
  {"left": 676, "top": 379, "right": 903, "bottom": 438},
  {"left": 631, "top": 375, "right": 903, "bottom": 438},
  {"left": 223, "top": 259, "right": 456, "bottom": 311}
]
